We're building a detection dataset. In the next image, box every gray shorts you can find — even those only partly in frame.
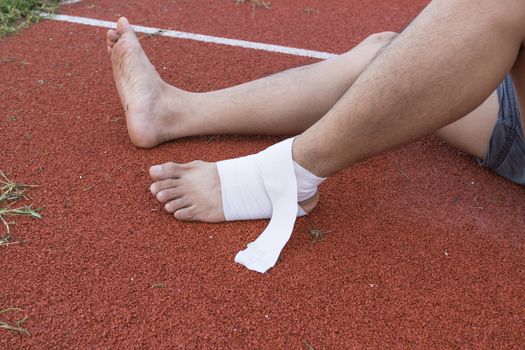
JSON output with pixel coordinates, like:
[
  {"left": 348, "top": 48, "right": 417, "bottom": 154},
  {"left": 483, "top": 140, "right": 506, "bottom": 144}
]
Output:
[{"left": 478, "top": 74, "right": 525, "bottom": 185}]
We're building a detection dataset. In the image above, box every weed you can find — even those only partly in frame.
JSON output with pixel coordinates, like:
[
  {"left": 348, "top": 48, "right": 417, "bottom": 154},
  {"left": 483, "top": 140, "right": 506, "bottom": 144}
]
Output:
[
  {"left": 235, "top": 0, "right": 271, "bottom": 18},
  {"left": 0, "top": 171, "right": 41, "bottom": 246},
  {"left": 303, "top": 340, "right": 315, "bottom": 350},
  {"left": 0, "top": 0, "right": 60, "bottom": 37},
  {"left": 473, "top": 194, "right": 483, "bottom": 210},
  {"left": 307, "top": 217, "right": 331, "bottom": 243},
  {"left": 0, "top": 171, "right": 36, "bottom": 202},
  {"left": 303, "top": 8, "right": 318, "bottom": 15},
  {"left": 235, "top": 0, "right": 271, "bottom": 9},
  {"left": 394, "top": 160, "right": 411, "bottom": 181},
  {"left": 0, "top": 233, "right": 13, "bottom": 245},
  {"left": 0, "top": 308, "right": 30, "bottom": 336},
  {"left": 110, "top": 116, "right": 121, "bottom": 123}
]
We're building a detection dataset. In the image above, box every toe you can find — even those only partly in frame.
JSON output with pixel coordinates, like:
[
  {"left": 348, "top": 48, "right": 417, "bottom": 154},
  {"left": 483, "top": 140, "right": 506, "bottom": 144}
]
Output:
[
  {"left": 156, "top": 187, "right": 182, "bottom": 203},
  {"left": 107, "top": 29, "right": 120, "bottom": 43},
  {"left": 150, "top": 178, "right": 179, "bottom": 195},
  {"left": 174, "top": 207, "right": 195, "bottom": 221},
  {"left": 149, "top": 162, "right": 183, "bottom": 181},
  {"left": 165, "top": 198, "right": 188, "bottom": 213},
  {"left": 116, "top": 17, "right": 134, "bottom": 36},
  {"left": 107, "top": 38, "right": 117, "bottom": 49}
]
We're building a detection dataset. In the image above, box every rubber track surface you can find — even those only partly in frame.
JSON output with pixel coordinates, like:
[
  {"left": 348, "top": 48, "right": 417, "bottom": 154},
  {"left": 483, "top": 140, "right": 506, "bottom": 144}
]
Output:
[{"left": 0, "top": 1, "right": 524, "bottom": 348}]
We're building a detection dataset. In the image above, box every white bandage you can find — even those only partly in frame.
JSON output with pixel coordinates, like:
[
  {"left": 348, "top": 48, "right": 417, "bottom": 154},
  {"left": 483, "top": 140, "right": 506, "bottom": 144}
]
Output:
[{"left": 217, "top": 138, "right": 326, "bottom": 273}]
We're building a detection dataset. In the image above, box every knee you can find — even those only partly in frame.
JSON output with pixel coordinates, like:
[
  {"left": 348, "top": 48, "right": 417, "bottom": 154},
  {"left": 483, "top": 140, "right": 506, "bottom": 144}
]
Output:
[
  {"left": 338, "top": 31, "right": 399, "bottom": 65},
  {"left": 365, "top": 31, "right": 399, "bottom": 46}
]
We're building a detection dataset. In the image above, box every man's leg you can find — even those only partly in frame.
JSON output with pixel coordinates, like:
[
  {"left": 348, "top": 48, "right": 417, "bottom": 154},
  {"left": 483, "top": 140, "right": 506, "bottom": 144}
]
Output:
[
  {"left": 107, "top": 18, "right": 397, "bottom": 148},
  {"left": 435, "top": 91, "right": 498, "bottom": 160},
  {"left": 428, "top": 40, "right": 525, "bottom": 164},
  {"left": 293, "top": 0, "right": 525, "bottom": 177},
  {"left": 148, "top": 0, "right": 525, "bottom": 222},
  {"left": 438, "top": 50, "right": 525, "bottom": 185},
  {"left": 508, "top": 45, "right": 525, "bottom": 134}
]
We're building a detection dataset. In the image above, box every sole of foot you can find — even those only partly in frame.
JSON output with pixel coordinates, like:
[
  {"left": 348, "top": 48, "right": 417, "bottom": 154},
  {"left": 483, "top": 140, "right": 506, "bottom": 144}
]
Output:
[{"left": 108, "top": 17, "right": 192, "bottom": 148}]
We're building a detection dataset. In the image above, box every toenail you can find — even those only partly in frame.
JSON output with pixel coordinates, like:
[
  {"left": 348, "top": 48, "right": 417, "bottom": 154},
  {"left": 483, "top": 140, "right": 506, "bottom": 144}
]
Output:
[
  {"left": 150, "top": 165, "right": 162, "bottom": 175},
  {"left": 150, "top": 183, "right": 157, "bottom": 194}
]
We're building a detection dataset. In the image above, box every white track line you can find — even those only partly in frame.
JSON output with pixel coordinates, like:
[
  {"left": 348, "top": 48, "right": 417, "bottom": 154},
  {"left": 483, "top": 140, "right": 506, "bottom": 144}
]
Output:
[
  {"left": 60, "top": 0, "right": 83, "bottom": 4},
  {"left": 41, "top": 13, "right": 336, "bottom": 60}
]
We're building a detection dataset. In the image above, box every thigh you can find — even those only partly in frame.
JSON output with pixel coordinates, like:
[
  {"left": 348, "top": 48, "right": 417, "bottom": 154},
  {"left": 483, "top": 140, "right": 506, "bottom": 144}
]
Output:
[
  {"left": 435, "top": 19, "right": 525, "bottom": 160},
  {"left": 438, "top": 75, "right": 525, "bottom": 185},
  {"left": 435, "top": 91, "right": 499, "bottom": 160},
  {"left": 509, "top": 46, "right": 525, "bottom": 135}
]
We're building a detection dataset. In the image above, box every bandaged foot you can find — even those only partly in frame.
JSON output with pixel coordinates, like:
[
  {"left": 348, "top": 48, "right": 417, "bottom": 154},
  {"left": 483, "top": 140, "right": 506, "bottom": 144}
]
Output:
[
  {"left": 149, "top": 138, "right": 325, "bottom": 273},
  {"left": 218, "top": 146, "right": 322, "bottom": 220},
  {"left": 218, "top": 138, "right": 326, "bottom": 273}
]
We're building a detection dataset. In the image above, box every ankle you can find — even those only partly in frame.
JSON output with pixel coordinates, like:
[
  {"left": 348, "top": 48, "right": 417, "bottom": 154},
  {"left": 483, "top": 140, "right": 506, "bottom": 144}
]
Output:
[
  {"left": 293, "top": 160, "right": 326, "bottom": 202},
  {"left": 292, "top": 136, "right": 332, "bottom": 178},
  {"left": 159, "top": 85, "right": 201, "bottom": 140},
  {"left": 298, "top": 190, "right": 319, "bottom": 213}
]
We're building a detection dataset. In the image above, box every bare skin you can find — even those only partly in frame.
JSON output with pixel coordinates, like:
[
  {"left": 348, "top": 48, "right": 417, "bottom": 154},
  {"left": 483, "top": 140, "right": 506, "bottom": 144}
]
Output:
[
  {"left": 107, "top": 18, "right": 396, "bottom": 221},
  {"left": 292, "top": 0, "right": 525, "bottom": 177},
  {"left": 107, "top": 20, "right": 191, "bottom": 149},
  {"left": 108, "top": 1, "right": 523, "bottom": 222}
]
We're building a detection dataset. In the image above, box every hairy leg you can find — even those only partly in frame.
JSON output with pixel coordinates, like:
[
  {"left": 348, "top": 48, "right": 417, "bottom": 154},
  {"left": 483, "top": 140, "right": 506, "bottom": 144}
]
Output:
[
  {"left": 293, "top": 0, "right": 525, "bottom": 177},
  {"left": 149, "top": 0, "right": 525, "bottom": 223},
  {"left": 189, "top": 33, "right": 395, "bottom": 137},
  {"left": 107, "top": 18, "right": 397, "bottom": 147}
]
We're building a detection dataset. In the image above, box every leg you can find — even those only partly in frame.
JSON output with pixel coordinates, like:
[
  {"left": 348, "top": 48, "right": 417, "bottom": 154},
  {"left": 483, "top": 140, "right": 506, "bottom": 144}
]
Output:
[
  {"left": 153, "top": 0, "right": 525, "bottom": 222},
  {"left": 508, "top": 45, "right": 525, "bottom": 136},
  {"left": 434, "top": 46, "right": 525, "bottom": 162},
  {"left": 447, "top": 52, "right": 525, "bottom": 185},
  {"left": 435, "top": 91, "right": 498, "bottom": 160},
  {"left": 107, "top": 18, "right": 397, "bottom": 148},
  {"left": 293, "top": 0, "right": 525, "bottom": 177},
  {"left": 150, "top": 0, "right": 525, "bottom": 223}
]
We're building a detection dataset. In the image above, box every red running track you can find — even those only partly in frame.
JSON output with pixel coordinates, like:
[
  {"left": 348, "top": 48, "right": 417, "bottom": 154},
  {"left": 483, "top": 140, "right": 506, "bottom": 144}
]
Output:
[{"left": 0, "top": 0, "right": 523, "bottom": 348}]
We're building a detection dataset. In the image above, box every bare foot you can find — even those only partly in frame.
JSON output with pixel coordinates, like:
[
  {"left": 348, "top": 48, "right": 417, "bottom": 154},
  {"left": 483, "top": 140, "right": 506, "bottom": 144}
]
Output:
[
  {"left": 107, "top": 17, "right": 189, "bottom": 148},
  {"left": 149, "top": 161, "right": 319, "bottom": 222}
]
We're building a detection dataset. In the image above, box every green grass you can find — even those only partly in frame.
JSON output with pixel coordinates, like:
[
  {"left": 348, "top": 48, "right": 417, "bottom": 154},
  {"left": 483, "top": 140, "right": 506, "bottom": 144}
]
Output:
[
  {"left": 0, "top": 171, "right": 41, "bottom": 246},
  {"left": 0, "top": 173, "right": 39, "bottom": 336},
  {"left": 0, "top": 0, "right": 59, "bottom": 37}
]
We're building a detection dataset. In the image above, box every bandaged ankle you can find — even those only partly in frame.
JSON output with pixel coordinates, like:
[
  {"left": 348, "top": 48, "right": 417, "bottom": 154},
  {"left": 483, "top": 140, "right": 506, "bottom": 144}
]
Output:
[
  {"left": 294, "top": 159, "right": 325, "bottom": 202},
  {"left": 217, "top": 143, "right": 325, "bottom": 220},
  {"left": 216, "top": 138, "right": 326, "bottom": 273}
]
